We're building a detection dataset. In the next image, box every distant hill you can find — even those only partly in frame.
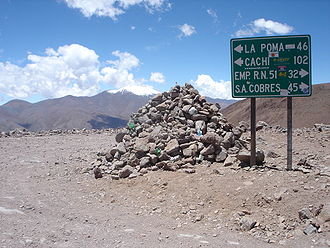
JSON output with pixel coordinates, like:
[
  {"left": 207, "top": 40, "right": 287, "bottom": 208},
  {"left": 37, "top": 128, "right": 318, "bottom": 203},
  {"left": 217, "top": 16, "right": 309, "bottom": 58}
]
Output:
[
  {"left": 0, "top": 90, "right": 151, "bottom": 132},
  {"left": 0, "top": 89, "right": 236, "bottom": 132},
  {"left": 222, "top": 83, "right": 330, "bottom": 128}
]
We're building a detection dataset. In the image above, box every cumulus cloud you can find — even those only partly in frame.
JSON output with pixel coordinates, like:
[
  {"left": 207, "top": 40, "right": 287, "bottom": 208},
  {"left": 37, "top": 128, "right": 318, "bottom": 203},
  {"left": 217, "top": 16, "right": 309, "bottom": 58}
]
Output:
[
  {"left": 207, "top": 9, "right": 218, "bottom": 23},
  {"left": 178, "top": 23, "right": 196, "bottom": 38},
  {"left": 0, "top": 44, "right": 158, "bottom": 99},
  {"left": 235, "top": 18, "right": 294, "bottom": 37},
  {"left": 192, "top": 74, "right": 233, "bottom": 100},
  {"left": 62, "top": 0, "right": 170, "bottom": 20},
  {"left": 149, "top": 72, "right": 165, "bottom": 83}
]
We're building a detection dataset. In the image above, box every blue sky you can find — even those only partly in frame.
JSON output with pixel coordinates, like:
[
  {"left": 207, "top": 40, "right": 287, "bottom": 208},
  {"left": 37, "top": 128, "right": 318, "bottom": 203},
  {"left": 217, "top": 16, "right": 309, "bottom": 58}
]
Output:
[{"left": 0, "top": 0, "right": 329, "bottom": 104}]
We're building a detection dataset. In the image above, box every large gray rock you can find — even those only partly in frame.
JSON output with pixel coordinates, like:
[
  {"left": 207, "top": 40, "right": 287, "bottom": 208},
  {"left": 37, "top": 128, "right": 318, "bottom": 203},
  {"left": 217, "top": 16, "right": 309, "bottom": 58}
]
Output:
[
  {"left": 119, "top": 165, "right": 134, "bottom": 178},
  {"left": 140, "top": 156, "right": 151, "bottom": 168},
  {"left": 200, "top": 144, "right": 215, "bottom": 156},
  {"left": 191, "top": 114, "right": 208, "bottom": 121},
  {"left": 236, "top": 149, "right": 265, "bottom": 165},
  {"left": 134, "top": 138, "right": 150, "bottom": 153},
  {"left": 222, "top": 132, "right": 235, "bottom": 149},
  {"left": 188, "top": 106, "right": 198, "bottom": 116},
  {"left": 165, "top": 139, "right": 181, "bottom": 156},
  {"left": 200, "top": 132, "right": 223, "bottom": 146},
  {"left": 216, "top": 149, "right": 227, "bottom": 162},
  {"left": 303, "top": 224, "right": 317, "bottom": 235},
  {"left": 113, "top": 160, "right": 125, "bottom": 169},
  {"left": 182, "top": 144, "right": 198, "bottom": 157},
  {"left": 115, "top": 132, "right": 126, "bottom": 143},
  {"left": 151, "top": 93, "right": 163, "bottom": 102},
  {"left": 117, "top": 142, "right": 126, "bottom": 154}
]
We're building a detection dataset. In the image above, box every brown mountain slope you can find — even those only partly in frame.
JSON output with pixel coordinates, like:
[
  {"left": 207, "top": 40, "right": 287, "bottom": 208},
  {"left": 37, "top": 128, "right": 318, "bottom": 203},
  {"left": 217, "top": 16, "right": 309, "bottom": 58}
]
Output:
[{"left": 222, "top": 83, "right": 330, "bottom": 128}]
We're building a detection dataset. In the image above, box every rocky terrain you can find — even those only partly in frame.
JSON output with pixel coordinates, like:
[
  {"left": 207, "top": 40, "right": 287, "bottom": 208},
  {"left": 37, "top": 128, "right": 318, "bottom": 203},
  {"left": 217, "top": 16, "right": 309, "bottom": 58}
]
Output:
[
  {"left": 0, "top": 84, "right": 329, "bottom": 247},
  {"left": 0, "top": 124, "right": 329, "bottom": 247}
]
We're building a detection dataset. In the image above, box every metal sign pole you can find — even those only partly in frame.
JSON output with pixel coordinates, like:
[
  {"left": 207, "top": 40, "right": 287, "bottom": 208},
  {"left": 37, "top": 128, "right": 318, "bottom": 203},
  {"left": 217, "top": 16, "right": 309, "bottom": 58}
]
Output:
[
  {"left": 250, "top": 98, "right": 256, "bottom": 166},
  {"left": 287, "top": 97, "right": 293, "bottom": 170}
]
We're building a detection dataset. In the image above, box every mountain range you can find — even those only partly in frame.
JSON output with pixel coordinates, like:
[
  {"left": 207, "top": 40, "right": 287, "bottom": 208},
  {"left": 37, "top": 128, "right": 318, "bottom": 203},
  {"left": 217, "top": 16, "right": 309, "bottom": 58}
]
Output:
[
  {"left": 0, "top": 89, "right": 236, "bottom": 132},
  {"left": 2, "top": 83, "right": 328, "bottom": 132}
]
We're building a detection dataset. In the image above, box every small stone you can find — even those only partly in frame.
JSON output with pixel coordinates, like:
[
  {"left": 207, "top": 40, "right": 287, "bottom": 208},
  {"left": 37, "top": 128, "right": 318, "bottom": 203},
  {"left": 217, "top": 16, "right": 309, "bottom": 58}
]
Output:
[
  {"left": 119, "top": 165, "right": 134, "bottom": 178},
  {"left": 195, "top": 214, "right": 204, "bottom": 222},
  {"left": 256, "top": 121, "right": 268, "bottom": 131},
  {"left": 184, "top": 168, "right": 195, "bottom": 174},
  {"left": 93, "top": 167, "right": 102, "bottom": 179},
  {"left": 303, "top": 224, "right": 317, "bottom": 235},
  {"left": 224, "top": 155, "right": 236, "bottom": 166},
  {"left": 111, "top": 175, "right": 120, "bottom": 180},
  {"left": 105, "top": 152, "right": 114, "bottom": 162},
  {"left": 240, "top": 217, "right": 257, "bottom": 231},
  {"left": 299, "top": 208, "right": 313, "bottom": 220},
  {"left": 267, "top": 151, "right": 280, "bottom": 158},
  {"left": 115, "top": 132, "right": 126, "bottom": 143}
]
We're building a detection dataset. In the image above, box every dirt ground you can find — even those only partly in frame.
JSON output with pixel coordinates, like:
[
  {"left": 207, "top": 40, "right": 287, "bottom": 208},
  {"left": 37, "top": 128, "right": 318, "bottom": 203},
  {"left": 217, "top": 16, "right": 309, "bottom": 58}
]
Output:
[{"left": 0, "top": 128, "right": 329, "bottom": 248}]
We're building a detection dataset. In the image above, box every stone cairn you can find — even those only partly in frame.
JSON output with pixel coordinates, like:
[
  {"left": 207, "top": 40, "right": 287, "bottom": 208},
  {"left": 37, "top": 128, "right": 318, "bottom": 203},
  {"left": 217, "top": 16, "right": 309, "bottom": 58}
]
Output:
[{"left": 92, "top": 83, "right": 253, "bottom": 179}]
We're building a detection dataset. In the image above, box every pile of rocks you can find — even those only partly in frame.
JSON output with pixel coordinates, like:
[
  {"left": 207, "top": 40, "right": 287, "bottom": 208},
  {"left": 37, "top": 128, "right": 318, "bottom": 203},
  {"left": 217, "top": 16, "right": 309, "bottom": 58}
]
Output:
[{"left": 93, "top": 83, "right": 256, "bottom": 179}]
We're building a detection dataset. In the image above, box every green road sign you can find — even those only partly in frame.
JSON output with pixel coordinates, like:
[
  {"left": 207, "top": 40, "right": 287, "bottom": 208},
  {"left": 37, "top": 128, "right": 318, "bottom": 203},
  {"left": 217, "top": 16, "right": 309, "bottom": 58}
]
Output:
[{"left": 231, "top": 35, "right": 311, "bottom": 98}]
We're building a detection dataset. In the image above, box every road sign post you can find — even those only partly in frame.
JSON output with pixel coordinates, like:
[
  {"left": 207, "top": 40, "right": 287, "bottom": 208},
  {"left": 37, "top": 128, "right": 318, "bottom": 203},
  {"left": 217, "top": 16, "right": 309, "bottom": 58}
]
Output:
[
  {"left": 230, "top": 35, "right": 311, "bottom": 169},
  {"left": 250, "top": 98, "right": 256, "bottom": 166},
  {"left": 287, "top": 97, "right": 293, "bottom": 170}
]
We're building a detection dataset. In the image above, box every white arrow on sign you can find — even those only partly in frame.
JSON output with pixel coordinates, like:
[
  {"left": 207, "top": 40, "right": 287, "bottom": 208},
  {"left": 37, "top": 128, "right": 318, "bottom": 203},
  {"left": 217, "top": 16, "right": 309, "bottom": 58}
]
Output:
[
  {"left": 234, "top": 44, "right": 243, "bottom": 53},
  {"left": 299, "top": 68, "right": 309, "bottom": 78},
  {"left": 234, "top": 57, "right": 243, "bottom": 66},
  {"left": 299, "top": 82, "right": 309, "bottom": 91}
]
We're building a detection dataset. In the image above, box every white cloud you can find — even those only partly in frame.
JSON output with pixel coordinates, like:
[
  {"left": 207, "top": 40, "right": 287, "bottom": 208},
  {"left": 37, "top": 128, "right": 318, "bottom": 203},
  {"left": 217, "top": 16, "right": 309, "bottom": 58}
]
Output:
[
  {"left": 106, "top": 50, "right": 140, "bottom": 71},
  {"left": 207, "top": 9, "right": 218, "bottom": 23},
  {"left": 0, "top": 44, "right": 159, "bottom": 99},
  {"left": 149, "top": 72, "right": 165, "bottom": 83},
  {"left": 192, "top": 74, "right": 233, "bottom": 100},
  {"left": 178, "top": 23, "right": 196, "bottom": 38},
  {"left": 131, "top": 26, "right": 136, "bottom": 30},
  {"left": 62, "top": 0, "right": 170, "bottom": 20},
  {"left": 235, "top": 18, "right": 294, "bottom": 37}
]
